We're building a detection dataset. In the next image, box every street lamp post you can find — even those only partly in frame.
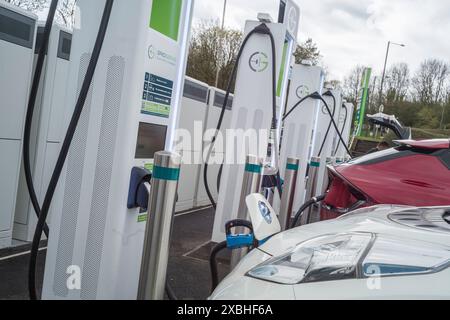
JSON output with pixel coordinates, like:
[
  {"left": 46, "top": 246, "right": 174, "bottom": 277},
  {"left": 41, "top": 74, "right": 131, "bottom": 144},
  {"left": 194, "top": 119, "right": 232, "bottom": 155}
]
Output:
[
  {"left": 214, "top": 0, "right": 228, "bottom": 88},
  {"left": 379, "top": 41, "right": 405, "bottom": 108}
]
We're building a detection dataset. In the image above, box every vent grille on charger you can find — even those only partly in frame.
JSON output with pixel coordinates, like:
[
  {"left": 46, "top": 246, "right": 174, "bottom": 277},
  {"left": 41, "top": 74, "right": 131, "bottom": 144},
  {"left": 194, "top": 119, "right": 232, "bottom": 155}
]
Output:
[
  {"left": 81, "top": 56, "right": 125, "bottom": 299},
  {"left": 53, "top": 53, "right": 93, "bottom": 297}
]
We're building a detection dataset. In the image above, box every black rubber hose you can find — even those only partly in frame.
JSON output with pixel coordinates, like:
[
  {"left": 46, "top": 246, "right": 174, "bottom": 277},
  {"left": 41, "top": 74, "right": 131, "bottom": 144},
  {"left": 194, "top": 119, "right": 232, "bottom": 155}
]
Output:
[
  {"left": 266, "top": 28, "right": 284, "bottom": 197},
  {"left": 290, "top": 194, "right": 326, "bottom": 228},
  {"left": 28, "top": 0, "right": 115, "bottom": 300},
  {"left": 334, "top": 104, "right": 348, "bottom": 155},
  {"left": 210, "top": 241, "right": 228, "bottom": 293},
  {"left": 317, "top": 96, "right": 353, "bottom": 157},
  {"left": 282, "top": 92, "right": 320, "bottom": 122},
  {"left": 22, "top": 0, "right": 59, "bottom": 239},
  {"left": 318, "top": 92, "right": 336, "bottom": 157}
]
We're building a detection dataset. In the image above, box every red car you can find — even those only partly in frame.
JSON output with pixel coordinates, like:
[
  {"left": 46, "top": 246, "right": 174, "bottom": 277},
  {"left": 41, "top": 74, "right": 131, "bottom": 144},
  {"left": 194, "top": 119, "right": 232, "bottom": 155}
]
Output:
[{"left": 321, "top": 139, "right": 450, "bottom": 220}]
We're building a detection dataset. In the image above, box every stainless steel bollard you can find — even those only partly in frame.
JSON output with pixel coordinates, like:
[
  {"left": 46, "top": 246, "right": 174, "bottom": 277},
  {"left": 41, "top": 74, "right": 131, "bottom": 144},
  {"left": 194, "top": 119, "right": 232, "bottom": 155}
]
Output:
[
  {"left": 230, "top": 155, "right": 263, "bottom": 269},
  {"left": 302, "top": 157, "right": 320, "bottom": 225},
  {"left": 320, "top": 157, "right": 334, "bottom": 195},
  {"left": 138, "top": 151, "right": 181, "bottom": 300},
  {"left": 279, "top": 157, "right": 300, "bottom": 231}
]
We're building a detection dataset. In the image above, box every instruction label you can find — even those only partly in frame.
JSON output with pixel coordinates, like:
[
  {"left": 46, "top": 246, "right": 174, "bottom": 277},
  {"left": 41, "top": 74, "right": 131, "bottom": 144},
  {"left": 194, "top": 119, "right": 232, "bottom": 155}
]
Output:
[{"left": 141, "top": 72, "right": 173, "bottom": 118}]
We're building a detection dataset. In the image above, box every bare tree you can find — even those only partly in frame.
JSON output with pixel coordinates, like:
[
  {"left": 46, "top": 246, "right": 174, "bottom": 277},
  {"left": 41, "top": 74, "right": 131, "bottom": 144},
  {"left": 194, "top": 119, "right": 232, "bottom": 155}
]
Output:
[
  {"left": 384, "top": 63, "right": 410, "bottom": 102},
  {"left": 4, "top": 0, "right": 77, "bottom": 28},
  {"left": 56, "top": 0, "right": 77, "bottom": 28},
  {"left": 342, "top": 65, "right": 365, "bottom": 104},
  {"left": 186, "top": 21, "right": 243, "bottom": 90},
  {"left": 3, "top": 0, "right": 47, "bottom": 11},
  {"left": 412, "top": 59, "right": 450, "bottom": 105}
]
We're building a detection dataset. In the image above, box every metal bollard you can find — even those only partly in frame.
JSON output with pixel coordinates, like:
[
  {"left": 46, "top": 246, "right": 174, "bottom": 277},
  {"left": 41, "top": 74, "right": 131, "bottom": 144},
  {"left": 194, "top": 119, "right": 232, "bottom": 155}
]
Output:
[
  {"left": 138, "top": 151, "right": 181, "bottom": 300},
  {"left": 302, "top": 157, "right": 320, "bottom": 225},
  {"left": 320, "top": 157, "right": 334, "bottom": 195},
  {"left": 279, "top": 157, "right": 300, "bottom": 231},
  {"left": 230, "top": 155, "right": 263, "bottom": 269}
]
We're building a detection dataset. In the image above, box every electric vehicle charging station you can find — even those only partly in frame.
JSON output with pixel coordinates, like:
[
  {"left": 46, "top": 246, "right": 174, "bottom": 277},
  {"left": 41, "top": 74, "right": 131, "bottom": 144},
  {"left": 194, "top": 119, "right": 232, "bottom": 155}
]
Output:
[
  {"left": 335, "top": 102, "right": 355, "bottom": 159},
  {"left": 313, "top": 88, "right": 343, "bottom": 196},
  {"left": 13, "top": 23, "right": 72, "bottom": 242},
  {"left": 211, "top": 7, "right": 300, "bottom": 243},
  {"left": 41, "top": 0, "right": 194, "bottom": 300},
  {"left": 174, "top": 77, "right": 209, "bottom": 212},
  {"left": 275, "top": 63, "right": 325, "bottom": 217},
  {"left": 0, "top": 2, "right": 37, "bottom": 249},
  {"left": 195, "top": 88, "right": 234, "bottom": 207}
]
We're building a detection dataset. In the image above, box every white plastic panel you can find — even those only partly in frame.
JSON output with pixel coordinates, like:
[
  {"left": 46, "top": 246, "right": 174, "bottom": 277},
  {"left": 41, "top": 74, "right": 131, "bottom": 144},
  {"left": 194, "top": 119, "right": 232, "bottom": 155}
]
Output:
[
  {"left": 175, "top": 77, "right": 209, "bottom": 211},
  {"left": 276, "top": 64, "right": 324, "bottom": 215},
  {"left": 0, "top": 2, "right": 36, "bottom": 248},
  {"left": 0, "top": 140, "right": 21, "bottom": 238},
  {"left": 0, "top": 35, "right": 35, "bottom": 139}
]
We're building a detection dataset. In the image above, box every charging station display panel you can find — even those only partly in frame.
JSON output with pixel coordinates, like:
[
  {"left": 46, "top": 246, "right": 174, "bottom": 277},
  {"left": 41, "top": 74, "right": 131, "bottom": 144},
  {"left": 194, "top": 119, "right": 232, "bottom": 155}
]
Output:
[
  {"left": 43, "top": 0, "right": 194, "bottom": 300},
  {"left": 135, "top": 122, "right": 168, "bottom": 160},
  {"left": 0, "top": 2, "right": 36, "bottom": 248}
]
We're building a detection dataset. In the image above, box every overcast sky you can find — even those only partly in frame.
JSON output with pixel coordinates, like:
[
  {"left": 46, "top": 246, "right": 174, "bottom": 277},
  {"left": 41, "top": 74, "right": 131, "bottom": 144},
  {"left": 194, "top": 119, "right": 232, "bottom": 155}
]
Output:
[{"left": 192, "top": 0, "right": 450, "bottom": 81}]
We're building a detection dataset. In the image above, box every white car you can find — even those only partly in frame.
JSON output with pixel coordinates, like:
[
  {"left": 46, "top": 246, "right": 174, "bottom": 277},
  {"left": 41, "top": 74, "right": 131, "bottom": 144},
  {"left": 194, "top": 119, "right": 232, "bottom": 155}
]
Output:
[{"left": 210, "top": 203, "right": 450, "bottom": 300}]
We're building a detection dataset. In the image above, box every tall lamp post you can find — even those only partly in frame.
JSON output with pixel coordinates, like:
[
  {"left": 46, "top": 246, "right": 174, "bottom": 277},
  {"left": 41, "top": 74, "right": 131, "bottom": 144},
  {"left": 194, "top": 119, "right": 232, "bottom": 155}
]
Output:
[
  {"left": 379, "top": 41, "right": 405, "bottom": 108},
  {"left": 214, "top": 0, "right": 228, "bottom": 88}
]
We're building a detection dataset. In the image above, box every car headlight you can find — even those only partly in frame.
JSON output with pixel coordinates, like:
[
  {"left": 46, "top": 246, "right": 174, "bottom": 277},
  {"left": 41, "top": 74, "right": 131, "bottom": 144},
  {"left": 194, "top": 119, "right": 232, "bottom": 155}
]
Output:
[
  {"left": 247, "top": 233, "right": 373, "bottom": 285},
  {"left": 247, "top": 232, "right": 450, "bottom": 285}
]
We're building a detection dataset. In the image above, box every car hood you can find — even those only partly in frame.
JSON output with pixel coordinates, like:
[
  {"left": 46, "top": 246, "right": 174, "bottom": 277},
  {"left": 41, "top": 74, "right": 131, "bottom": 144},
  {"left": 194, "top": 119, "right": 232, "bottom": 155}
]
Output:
[{"left": 259, "top": 205, "right": 450, "bottom": 257}]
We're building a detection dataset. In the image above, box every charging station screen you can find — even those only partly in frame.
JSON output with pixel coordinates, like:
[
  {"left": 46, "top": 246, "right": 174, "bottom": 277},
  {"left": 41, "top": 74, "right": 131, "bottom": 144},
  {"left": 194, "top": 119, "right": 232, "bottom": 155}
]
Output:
[{"left": 135, "top": 122, "right": 167, "bottom": 159}]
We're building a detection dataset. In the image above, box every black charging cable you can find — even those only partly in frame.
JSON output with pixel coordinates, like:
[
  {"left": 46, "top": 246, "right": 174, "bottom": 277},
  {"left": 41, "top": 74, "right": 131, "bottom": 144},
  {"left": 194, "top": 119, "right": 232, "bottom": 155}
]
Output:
[
  {"left": 317, "top": 91, "right": 336, "bottom": 157},
  {"left": 334, "top": 103, "right": 348, "bottom": 155},
  {"left": 290, "top": 195, "right": 326, "bottom": 228},
  {"left": 317, "top": 95, "right": 352, "bottom": 157},
  {"left": 22, "top": 0, "right": 60, "bottom": 240},
  {"left": 282, "top": 92, "right": 321, "bottom": 121}
]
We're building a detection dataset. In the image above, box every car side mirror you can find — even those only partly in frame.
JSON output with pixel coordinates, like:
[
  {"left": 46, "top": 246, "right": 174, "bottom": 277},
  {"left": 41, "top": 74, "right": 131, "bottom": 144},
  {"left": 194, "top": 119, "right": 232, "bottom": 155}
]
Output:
[{"left": 246, "top": 193, "right": 281, "bottom": 241}]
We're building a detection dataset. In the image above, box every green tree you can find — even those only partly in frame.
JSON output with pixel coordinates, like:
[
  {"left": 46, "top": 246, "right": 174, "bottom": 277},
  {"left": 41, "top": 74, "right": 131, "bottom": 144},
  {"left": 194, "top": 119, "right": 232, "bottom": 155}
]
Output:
[
  {"left": 416, "top": 106, "right": 440, "bottom": 129},
  {"left": 293, "top": 38, "right": 321, "bottom": 65},
  {"left": 186, "top": 21, "right": 242, "bottom": 91}
]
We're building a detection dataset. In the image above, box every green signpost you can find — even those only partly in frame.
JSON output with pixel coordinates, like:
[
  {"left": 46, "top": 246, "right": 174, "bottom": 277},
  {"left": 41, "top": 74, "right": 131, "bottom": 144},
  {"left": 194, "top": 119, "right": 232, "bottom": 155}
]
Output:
[{"left": 353, "top": 67, "right": 372, "bottom": 138}]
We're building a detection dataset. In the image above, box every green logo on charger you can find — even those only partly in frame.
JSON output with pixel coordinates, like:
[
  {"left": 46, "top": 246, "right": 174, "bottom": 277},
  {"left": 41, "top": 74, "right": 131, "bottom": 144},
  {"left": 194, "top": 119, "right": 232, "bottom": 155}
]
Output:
[{"left": 249, "top": 52, "right": 269, "bottom": 72}]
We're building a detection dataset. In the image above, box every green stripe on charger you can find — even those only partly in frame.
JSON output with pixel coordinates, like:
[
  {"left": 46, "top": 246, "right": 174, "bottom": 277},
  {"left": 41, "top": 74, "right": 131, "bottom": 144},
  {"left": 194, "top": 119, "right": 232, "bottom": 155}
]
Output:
[
  {"left": 286, "top": 163, "right": 299, "bottom": 171},
  {"left": 310, "top": 161, "right": 320, "bottom": 168},
  {"left": 245, "top": 163, "right": 262, "bottom": 174},
  {"left": 153, "top": 166, "right": 180, "bottom": 181}
]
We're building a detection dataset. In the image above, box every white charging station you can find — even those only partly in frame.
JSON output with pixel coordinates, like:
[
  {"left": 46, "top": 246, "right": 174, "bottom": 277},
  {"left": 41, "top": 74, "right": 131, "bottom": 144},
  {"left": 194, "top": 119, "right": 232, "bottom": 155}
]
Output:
[
  {"left": 276, "top": 63, "right": 325, "bottom": 216},
  {"left": 313, "top": 88, "right": 342, "bottom": 194},
  {"left": 0, "top": 2, "right": 37, "bottom": 249},
  {"left": 335, "top": 102, "right": 355, "bottom": 158},
  {"left": 212, "top": 3, "right": 300, "bottom": 243},
  {"left": 194, "top": 87, "right": 234, "bottom": 207},
  {"left": 42, "top": 0, "right": 194, "bottom": 300},
  {"left": 175, "top": 76, "right": 209, "bottom": 211},
  {"left": 13, "top": 23, "right": 72, "bottom": 242}
]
